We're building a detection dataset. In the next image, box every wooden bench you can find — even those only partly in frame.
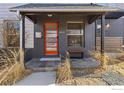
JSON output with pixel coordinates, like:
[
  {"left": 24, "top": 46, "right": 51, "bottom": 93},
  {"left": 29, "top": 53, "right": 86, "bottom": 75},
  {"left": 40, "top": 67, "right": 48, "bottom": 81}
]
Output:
[{"left": 68, "top": 47, "right": 84, "bottom": 58}]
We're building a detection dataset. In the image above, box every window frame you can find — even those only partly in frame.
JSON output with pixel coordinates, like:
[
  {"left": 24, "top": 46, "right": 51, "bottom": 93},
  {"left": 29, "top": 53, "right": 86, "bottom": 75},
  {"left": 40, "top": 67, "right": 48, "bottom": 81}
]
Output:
[{"left": 66, "top": 21, "right": 85, "bottom": 48}]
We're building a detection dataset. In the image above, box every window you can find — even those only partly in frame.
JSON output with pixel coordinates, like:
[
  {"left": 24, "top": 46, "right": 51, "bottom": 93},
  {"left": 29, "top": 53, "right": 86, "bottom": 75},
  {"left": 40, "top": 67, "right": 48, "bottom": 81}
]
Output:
[
  {"left": 3, "top": 20, "right": 20, "bottom": 48},
  {"left": 67, "top": 22, "right": 84, "bottom": 47}
]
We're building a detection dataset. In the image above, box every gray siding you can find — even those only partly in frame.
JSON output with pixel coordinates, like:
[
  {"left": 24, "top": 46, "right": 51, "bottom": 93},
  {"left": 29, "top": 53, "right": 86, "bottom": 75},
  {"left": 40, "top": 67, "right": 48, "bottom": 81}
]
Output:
[
  {"left": 85, "top": 21, "right": 95, "bottom": 50},
  {"left": 33, "top": 21, "right": 44, "bottom": 58},
  {"left": 26, "top": 15, "right": 96, "bottom": 58}
]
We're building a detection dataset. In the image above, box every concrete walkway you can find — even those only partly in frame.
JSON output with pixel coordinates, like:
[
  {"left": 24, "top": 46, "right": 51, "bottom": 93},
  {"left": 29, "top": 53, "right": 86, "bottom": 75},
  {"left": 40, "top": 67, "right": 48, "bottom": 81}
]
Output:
[
  {"left": 15, "top": 71, "right": 56, "bottom": 85},
  {"left": 102, "top": 72, "right": 124, "bottom": 85}
]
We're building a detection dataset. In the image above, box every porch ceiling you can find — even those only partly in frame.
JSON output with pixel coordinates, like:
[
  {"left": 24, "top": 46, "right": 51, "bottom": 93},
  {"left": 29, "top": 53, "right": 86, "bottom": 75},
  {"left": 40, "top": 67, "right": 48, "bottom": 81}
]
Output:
[
  {"left": 25, "top": 12, "right": 104, "bottom": 24},
  {"left": 106, "top": 11, "right": 124, "bottom": 19}
]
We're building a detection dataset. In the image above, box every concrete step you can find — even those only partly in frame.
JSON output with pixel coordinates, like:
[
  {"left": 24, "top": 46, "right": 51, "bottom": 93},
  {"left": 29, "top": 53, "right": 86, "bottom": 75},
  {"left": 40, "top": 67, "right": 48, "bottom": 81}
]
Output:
[
  {"left": 40, "top": 57, "right": 61, "bottom": 62},
  {"left": 26, "top": 67, "right": 57, "bottom": 72}
]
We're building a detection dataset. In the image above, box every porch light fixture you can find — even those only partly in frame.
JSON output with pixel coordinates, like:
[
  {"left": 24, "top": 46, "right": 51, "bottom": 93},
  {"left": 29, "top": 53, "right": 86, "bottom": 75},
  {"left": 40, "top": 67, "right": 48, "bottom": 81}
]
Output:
[
  {"left": 106, "top": 19, "right": 111, "bottom": 30},
  {"left": 106, "top": 23, "right": 111, "bottom": 29},
  {"left": 47, "top": 14, "right": 53, "bottom": 17}
]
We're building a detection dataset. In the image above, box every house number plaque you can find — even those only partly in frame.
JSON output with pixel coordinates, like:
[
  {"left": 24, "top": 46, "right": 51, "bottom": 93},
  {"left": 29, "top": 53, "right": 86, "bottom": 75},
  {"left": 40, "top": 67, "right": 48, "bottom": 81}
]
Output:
[{"left": 35, "top": 32, "right": 42, "bottom": 38}]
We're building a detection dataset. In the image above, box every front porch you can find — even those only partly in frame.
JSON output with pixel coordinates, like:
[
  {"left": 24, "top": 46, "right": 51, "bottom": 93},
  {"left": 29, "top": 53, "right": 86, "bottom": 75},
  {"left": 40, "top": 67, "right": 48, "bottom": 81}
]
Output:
[{"left": 25, "top": 57, "right": 100, "bottom": 71}]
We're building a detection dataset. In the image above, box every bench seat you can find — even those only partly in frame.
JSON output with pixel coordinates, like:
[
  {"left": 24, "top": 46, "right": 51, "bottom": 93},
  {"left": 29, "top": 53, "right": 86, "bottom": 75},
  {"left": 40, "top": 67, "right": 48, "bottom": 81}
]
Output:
[{"left": 68, "top": 47, "right": 84, "bottom": 58}]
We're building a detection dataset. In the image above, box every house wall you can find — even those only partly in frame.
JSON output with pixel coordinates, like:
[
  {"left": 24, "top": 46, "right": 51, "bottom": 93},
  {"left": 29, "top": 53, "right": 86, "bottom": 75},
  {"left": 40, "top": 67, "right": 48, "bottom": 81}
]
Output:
[
  {"left": 25, "top": 15, "right": 96, "bottom": 58},
  {"left": 25, "top": 15, "right": 124, "bottom": 59},
  {"left": 85, "top": 21, "right": 95, "bottom": 50}
]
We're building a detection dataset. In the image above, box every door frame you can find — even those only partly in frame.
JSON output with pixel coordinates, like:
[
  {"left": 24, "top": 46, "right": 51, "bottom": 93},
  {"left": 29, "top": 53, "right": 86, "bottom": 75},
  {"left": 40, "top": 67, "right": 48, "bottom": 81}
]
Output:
[{"left": 44, "top": 21, "right": 59, "bottom": 56}]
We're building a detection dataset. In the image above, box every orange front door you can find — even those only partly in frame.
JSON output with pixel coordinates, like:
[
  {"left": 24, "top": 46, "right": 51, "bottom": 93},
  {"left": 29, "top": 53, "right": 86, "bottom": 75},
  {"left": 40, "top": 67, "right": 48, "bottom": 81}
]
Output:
[{"left": 44, "top": 22, "right": 58, "bottom": 55}]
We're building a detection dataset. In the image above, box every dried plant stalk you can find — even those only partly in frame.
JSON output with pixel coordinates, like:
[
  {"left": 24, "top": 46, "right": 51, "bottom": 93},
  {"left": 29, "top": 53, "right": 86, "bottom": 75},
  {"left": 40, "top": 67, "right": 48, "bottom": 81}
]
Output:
[
  {"left": 90, "top": 51, "right": 110, "bottom": 70},
  {"left": 56, "top": 52, "right": 73, "bottom": 84},
  {"left": 0, "top": 49, "right": 25, "bottom": 85}
]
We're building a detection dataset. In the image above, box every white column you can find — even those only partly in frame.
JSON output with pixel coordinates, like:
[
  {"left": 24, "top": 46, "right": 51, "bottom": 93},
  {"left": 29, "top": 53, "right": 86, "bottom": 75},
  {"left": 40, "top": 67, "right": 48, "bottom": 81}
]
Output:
[{"left": 19, "top": 14, "right": 25, "bottom": 67}]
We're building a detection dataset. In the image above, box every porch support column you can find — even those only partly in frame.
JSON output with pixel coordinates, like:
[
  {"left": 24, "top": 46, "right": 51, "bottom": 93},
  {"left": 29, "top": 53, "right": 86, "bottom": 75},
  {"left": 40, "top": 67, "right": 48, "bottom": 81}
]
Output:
[
  {"left": 20, "top": 14, "right": 25, "bottom": 68},
  {"left": 94, "top": 20, "right": 97, "bottom": 50},
  {"left": 101, "top": 15, "right": 105, "bottom": 54}
]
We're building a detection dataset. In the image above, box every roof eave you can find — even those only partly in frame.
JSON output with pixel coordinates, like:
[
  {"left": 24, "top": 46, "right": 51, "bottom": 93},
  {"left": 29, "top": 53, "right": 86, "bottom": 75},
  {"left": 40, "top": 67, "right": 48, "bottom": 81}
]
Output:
[{"left": 9, "top": 8, "right": 120, "bottom": 13}]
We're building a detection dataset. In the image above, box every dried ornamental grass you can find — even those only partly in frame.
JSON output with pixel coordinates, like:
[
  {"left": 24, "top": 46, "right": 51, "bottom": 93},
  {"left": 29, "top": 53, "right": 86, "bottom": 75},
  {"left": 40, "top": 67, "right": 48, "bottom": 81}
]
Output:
[
  {"left": 115, "top": 49, "right": 124, "bottom": 61},
  {"left": 56, "top": 55, "right": 73, "bottom": 84},
  {"left": 101, "top": 54, "right": 110, "bottom": 69},
  {"left": 0, "top": 62, "right": 25, "bottom": 85},
  {"left": 110, "top": 60, "right": 124, "bottom": 77},
  {"left": 104, "top": 50, "right": 124, "bottom": 77},
  {"left": 91, "top": 51, "right": 110, "bottom": 70},
  {"left": 0, "top": 48, "right": 26, "bottom": 85},
  {"left": 0, "top": 48, "right": 19, "bottom": 70}
]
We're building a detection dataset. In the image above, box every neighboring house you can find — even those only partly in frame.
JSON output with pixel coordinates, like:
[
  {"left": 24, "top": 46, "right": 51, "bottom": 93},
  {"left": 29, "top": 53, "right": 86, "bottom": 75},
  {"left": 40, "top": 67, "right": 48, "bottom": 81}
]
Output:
[
  {"left": 0, "top": 3, "right": 124, "bottom": 62},
  {"left": 0, "top": 3, "right": 34, "bottom": 49}
]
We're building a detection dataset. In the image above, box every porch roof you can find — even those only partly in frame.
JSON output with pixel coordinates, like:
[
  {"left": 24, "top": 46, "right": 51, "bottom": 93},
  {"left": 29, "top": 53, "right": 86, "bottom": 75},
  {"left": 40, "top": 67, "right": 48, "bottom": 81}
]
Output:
[
  {"left": 10, "top": 3, "right": 120, "bottom": 12},
  {"left": 106, "top": 11, "right": 124, "bottom": 19}
]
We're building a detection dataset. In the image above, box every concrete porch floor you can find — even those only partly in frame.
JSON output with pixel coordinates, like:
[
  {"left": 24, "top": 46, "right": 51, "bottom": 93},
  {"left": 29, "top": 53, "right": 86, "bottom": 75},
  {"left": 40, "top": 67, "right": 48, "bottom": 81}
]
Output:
[
  {"left": 71, "top": 58, "right": 100, "bottom": 68},
  {"left": 25, "top": 58, "right": 60, "bottom": 71},
  {"left": 25, "top": 58, "right": 100, "bottom": 71}
]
